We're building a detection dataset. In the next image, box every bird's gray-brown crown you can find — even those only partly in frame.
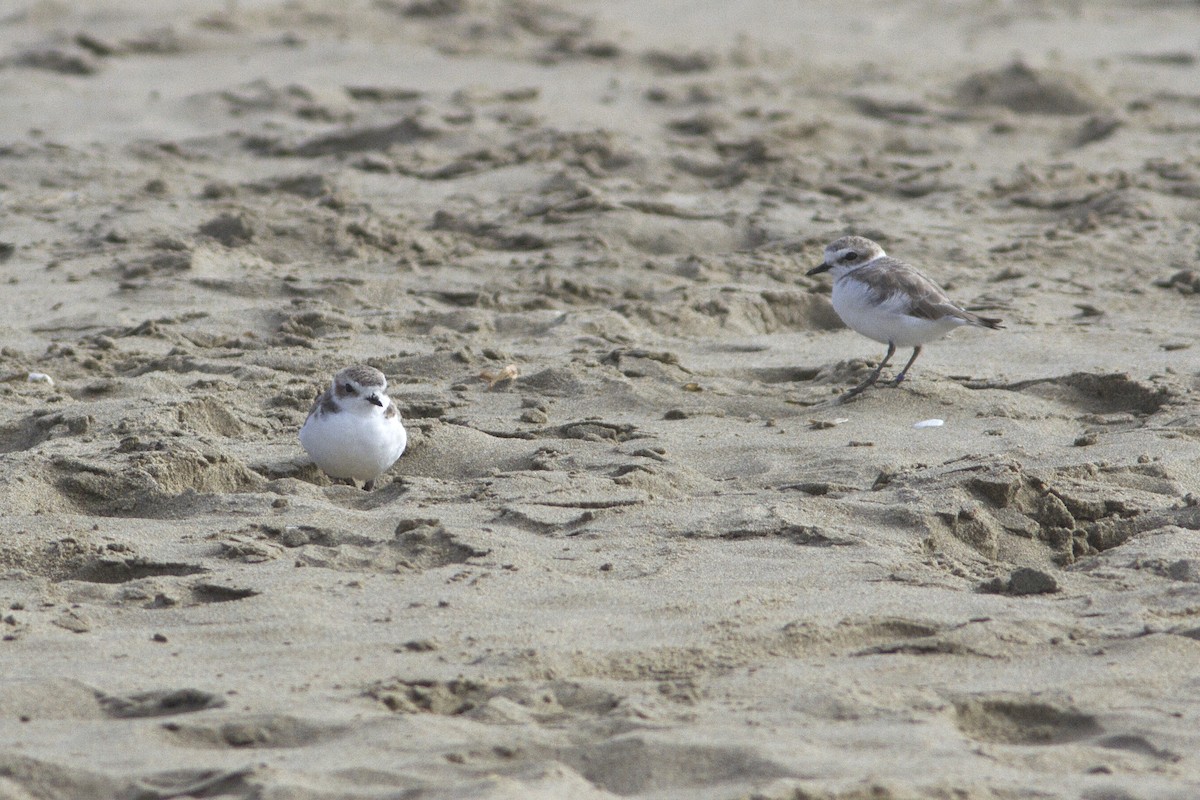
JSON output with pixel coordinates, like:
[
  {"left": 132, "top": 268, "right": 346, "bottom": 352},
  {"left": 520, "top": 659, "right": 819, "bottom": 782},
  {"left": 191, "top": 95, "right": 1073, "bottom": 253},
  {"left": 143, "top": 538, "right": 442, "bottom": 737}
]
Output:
[
  {"left": 807, "top": 235, "right": 887, "bottom": 276},
  {"left": 333, "top": 365, "right": 387, "bottom": 391}
]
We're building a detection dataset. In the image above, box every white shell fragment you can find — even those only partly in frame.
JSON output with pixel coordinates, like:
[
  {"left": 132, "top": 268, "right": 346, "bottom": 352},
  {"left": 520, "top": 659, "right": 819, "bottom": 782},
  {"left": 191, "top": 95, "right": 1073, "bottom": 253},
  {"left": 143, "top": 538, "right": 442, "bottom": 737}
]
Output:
[
  {"left": 27, "top": 372, "right": 54, "bottom": 385},
  {"left": 913, "top": 418, "right": 944, "bottom": 429}
]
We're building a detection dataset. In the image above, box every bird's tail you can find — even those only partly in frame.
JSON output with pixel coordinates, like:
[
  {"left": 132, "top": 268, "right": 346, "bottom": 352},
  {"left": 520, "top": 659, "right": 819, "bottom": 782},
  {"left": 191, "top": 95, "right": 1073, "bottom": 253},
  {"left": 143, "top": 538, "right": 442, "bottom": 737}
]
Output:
[{"left": 972, "top": 313, "right": 1004, "bottom": 330}]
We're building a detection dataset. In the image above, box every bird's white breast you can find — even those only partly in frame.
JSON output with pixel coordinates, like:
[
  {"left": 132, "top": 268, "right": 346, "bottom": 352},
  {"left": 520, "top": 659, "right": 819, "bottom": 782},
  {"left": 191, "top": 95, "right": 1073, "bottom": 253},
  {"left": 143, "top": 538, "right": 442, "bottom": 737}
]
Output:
[{"left": 299, "top": 404, "right": 407, "bottom": 482}]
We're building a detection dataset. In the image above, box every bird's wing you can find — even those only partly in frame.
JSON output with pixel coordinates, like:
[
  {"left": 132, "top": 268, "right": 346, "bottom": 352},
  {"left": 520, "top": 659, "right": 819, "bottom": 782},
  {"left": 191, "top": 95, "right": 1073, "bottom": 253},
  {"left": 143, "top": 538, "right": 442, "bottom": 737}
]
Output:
[
  {"left": 855, "top": 258, "right": 993, "bottom": 325},
  {"left": 303, "top": 388, "right": 338, "bottom": 425}
]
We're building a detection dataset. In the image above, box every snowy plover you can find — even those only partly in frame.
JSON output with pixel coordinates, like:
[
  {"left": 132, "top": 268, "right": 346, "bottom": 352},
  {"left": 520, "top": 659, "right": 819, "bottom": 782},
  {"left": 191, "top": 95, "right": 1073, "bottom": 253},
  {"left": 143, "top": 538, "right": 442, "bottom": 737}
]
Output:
[
  {"left": 299, "top": 365, "right": 407, "bottom": 490},
  {"left": 807, "top": 236, "right": 1003, "bottom": 399}
]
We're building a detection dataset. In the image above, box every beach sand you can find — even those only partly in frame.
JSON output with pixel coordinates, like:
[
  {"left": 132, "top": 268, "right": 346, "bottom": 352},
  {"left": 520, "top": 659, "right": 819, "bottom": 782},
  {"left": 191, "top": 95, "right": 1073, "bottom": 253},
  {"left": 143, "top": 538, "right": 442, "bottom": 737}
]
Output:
[{"left": 2, "top": 1, "right": 1200, "bottom": 797}]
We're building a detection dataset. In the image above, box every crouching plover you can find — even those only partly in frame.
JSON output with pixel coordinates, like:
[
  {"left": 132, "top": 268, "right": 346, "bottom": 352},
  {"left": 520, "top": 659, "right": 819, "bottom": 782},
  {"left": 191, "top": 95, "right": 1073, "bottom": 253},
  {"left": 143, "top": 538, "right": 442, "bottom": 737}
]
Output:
[
  {"left": 299, "top": 365, "right": 407, "bottom": 490},
  {"left": 807, "top": 236, "right": 1003, "bottom": 399}
]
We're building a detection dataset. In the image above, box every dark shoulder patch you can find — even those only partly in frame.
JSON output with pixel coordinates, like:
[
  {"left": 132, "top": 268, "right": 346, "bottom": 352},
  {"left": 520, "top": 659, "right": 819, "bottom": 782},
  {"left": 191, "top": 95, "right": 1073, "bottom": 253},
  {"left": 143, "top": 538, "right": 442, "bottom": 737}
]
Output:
[
  {"left": 303, "top": 389, "right": 339, "bottom": 425},
  {"left": 319, "top": 391, "right": 340, "bottom": 414}
]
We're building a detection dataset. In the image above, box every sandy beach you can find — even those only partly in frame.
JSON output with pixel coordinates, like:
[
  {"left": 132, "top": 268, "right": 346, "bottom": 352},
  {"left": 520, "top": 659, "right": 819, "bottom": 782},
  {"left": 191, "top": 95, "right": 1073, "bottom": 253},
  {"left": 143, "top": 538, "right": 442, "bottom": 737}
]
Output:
[{"left": 2, "top": 1, "right": 1200, "bottom": 798}]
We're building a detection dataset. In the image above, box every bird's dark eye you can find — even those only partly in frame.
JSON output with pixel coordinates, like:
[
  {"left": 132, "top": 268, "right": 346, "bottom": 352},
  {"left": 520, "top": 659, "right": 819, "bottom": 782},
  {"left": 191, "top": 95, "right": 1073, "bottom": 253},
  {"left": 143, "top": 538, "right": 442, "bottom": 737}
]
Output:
[
  {"left": 342, "top": 383, "right": 355, "bottom": 394},
  {"left": 841, "top": 251, "right": 859, "bottom": 262}
]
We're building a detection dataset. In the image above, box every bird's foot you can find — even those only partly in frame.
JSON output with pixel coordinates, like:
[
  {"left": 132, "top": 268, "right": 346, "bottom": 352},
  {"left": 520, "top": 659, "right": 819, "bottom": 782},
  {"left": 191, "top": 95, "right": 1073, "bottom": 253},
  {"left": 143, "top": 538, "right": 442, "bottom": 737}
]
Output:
[{"left": 838, "top": 376, "right": 880, "bottom": 402}]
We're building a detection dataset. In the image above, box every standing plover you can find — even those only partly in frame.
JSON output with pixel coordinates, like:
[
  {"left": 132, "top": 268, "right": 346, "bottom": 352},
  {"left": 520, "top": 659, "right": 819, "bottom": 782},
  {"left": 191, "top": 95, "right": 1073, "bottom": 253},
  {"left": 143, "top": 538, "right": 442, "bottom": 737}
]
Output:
[
  {"left": 807, "top": 236, "right": 1003, "bottom": 399},
  {"left": 299, "top": 365, "right": 407, "bottom": 490}
]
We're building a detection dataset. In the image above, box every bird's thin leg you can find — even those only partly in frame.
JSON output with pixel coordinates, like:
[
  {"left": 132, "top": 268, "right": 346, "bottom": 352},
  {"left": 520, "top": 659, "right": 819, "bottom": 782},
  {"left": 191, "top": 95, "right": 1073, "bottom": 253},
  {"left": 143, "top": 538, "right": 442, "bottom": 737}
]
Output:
[
  {"left": 362, "top": 479, "right": 375, "bottom": 492},
  {"left": 889, "top": 346, "right": 922, "bottom": 387},
  {"left": 843, "top": 341, "right": 896, "bottom": 399}
]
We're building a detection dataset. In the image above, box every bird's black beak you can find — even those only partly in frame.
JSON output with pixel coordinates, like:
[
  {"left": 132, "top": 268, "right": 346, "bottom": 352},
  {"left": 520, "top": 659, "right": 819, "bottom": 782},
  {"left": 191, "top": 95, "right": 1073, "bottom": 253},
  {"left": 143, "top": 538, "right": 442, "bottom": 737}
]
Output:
[
  {"left": 807, "top": 263, "right": 831, "bottom": 276},
  {"left": 367, "top": 394, "right": 384, "bottom": 407}
]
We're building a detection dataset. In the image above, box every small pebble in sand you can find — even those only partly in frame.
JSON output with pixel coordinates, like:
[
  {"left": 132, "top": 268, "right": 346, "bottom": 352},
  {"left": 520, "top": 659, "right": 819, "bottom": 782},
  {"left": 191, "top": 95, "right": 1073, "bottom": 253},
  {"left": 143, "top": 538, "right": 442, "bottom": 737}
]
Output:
[
  {"left": 480, "top": 364, "right": 519, "bottom": 389},
  {"left": 913, "top": 418, "right": 944, "bottom": 428}
]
